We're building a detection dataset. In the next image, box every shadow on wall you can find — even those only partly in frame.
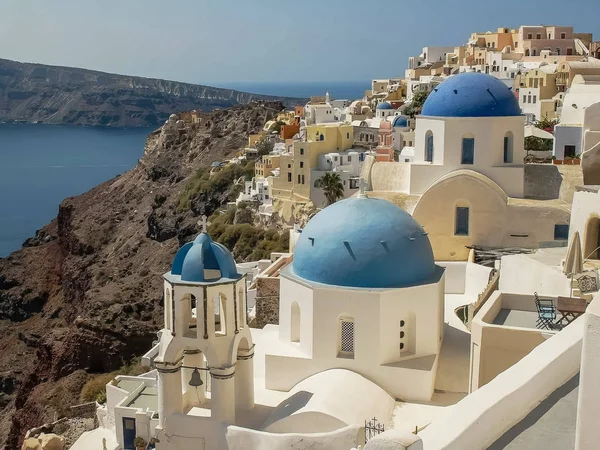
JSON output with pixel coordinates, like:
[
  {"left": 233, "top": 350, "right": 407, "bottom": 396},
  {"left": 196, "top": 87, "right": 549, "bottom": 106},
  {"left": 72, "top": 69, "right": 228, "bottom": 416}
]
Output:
[
  {"left": 487, "top": 373, "right": 579, "bottom": 449},
  {"left": 524, "top": 164, "right": 562, "bottom": 200},
  {"left": 261, "top": 391, "right": 314, "bottom": 429}
]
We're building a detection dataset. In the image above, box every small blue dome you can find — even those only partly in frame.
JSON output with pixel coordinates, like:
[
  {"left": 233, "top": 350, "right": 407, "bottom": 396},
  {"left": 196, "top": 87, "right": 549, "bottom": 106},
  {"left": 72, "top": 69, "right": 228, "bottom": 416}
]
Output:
[
  {"left": 292, "top": 197, "right": 436, "bottom": 288},
  {"left": 421, "top": 73, "right": 521, "bottom": 118},
  {"left": 377, "top": 102, "right": 393, "bottom": 110},
  {"left": 392, "top": 115, "right": 409, "bottom": 128},
  {"left": 171, "top": 233, "right": 239, "bottom": 282}
]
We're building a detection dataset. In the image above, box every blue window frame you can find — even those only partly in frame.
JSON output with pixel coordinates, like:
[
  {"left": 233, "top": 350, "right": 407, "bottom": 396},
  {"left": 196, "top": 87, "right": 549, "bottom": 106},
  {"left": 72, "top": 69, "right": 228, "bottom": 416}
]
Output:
[
  {"left": 425, "top": 132, "right": 434, "bottom": 162},
  {"left": 462, "top": 138, "right": 475, "bottom": 164},
  {"left": 455, "top": 207, "right": 470, "bottom": 236},
  {"left": 554, "top": 224, "right": 569, "bottom": 240}
]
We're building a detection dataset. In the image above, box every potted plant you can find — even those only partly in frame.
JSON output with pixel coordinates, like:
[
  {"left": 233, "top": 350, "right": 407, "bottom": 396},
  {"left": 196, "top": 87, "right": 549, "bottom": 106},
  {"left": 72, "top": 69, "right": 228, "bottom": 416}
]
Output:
[
  {"left": 552, "top": 155, "right": 562, "bottom": 165},
  {"left": 574, "top": 154, "right": 582, "bottom": 165},
  {"left": 134, "top": 437, "right": 147, "bottom": 450}
]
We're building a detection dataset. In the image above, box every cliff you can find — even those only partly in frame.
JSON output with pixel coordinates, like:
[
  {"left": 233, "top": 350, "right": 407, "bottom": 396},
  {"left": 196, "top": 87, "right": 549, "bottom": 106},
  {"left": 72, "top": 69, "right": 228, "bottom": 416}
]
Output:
[
  {"left": 0, "top": 58, "right": 303, "bottom": 127},
  {"left": 0, "top": 102, "right": 285, "bottom": 449}
]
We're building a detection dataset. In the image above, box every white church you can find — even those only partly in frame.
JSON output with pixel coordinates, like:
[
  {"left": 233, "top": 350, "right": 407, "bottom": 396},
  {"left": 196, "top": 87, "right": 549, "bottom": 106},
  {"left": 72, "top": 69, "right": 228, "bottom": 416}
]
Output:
[{"left": 81, "top": 73, "right": 600, "bottom": 450}]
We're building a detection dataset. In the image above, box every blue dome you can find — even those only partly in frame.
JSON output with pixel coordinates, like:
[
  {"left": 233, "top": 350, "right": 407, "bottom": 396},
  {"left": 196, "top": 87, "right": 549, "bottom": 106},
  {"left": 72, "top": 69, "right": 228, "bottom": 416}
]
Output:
[
  {"left": 377, "top": 102, "right": 393, "bottom": 110},
  {"left": 171, "top": 233, "right": 239, "bottom": 282},
  {"left": 392, "top": 115, "right": 409, "bottom": 128},
  {"left": 421, "top": 73, "right": 521, "bottom": 118},
  {"left": 292, "top": 197, "right": 436, "bottom": 288}
]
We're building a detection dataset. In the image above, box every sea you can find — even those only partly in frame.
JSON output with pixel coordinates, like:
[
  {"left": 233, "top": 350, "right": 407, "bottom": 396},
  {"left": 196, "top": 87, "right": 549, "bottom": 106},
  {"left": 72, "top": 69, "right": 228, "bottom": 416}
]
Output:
[
  {"left": 0, "top": 124, "right": 151, "bottom": 257},
  {"left": 0, "top": 82, "right": 367, "bottom": 258}
]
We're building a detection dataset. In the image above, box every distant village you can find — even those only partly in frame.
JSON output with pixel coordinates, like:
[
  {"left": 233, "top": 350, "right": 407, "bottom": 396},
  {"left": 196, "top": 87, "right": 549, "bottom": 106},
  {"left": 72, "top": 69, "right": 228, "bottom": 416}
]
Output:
[{"left": 33, "top": 25, "right": 600, "bottom": 450}]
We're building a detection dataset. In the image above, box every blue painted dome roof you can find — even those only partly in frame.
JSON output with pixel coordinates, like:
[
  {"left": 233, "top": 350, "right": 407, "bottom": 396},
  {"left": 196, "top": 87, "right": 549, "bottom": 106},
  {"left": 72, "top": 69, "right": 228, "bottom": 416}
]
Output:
[
  {"left": 292, "top": 197, "right": 436, "bottom": 288},
  {"left": 421, "top": 73, "right": 521, "bottom": 118},
  {"left": 171, "top": 233, "right": 239, "bottom": 282},
  {"left": 392, "top": 115, "right": 409, "bottom": 128},
  {"left": 377, "top": 102, "right": 393, "bottom": 110}
]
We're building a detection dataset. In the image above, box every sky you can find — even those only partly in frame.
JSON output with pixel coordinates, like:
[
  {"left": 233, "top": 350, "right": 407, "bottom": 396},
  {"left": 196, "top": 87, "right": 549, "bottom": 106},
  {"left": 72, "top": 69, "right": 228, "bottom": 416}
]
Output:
[{"left": 0, "top": 0, "right": 599, "bottom": 86}]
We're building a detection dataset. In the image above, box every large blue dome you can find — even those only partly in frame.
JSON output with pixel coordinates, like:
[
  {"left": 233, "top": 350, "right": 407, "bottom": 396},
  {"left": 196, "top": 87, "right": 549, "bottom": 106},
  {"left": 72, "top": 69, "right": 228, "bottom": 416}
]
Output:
[
  {"left": 292, "top": 197, "right": 436, "bottom": 288},
  {"left": 421, "top": 73, "right": 521, "bottom": 118},
  {"left": 170, "top": 233, "right": 239, "bottom": 282}
]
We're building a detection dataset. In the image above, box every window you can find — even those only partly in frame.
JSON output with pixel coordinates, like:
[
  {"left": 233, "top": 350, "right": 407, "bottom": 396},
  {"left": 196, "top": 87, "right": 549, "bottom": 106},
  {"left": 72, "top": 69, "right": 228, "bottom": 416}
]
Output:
[
  {"left": 297, "top": 174, "right": 301, "bottom": 184},
  {"left": 564, "top": 145, "right": 576, "bottom": 158},
  {"left": 300, "top": 148, "right": 304, "bottom": 155},
  {"left": 556, "top": 48, "right": 561, "bottom": 55},
  {"left": 525, "top": 49, "right": 530, "bottom": 56},
  {"left": 455, "top": 207, "right": 470, "bottom": 236},
  {"left": 528, "top": 95, "right": 532, "bottom": 103},
  {"left": 522, "top": 95, "right": 526, "bottom": 103},
  {"left": 561, "top": 32, "right": 566, "bottom": 39},
  {"left": 425, "top": 131, "right": 434, "bottom": 162},
  {"left": 214, "top": 293, "right": 227, "bottom": 335},
  {"left": 319, "top": 134, "right": 324, "bottom": 141},
  {"left": 504, "top": 132, "right": 514, "bottom": 163},
  {"left": 528, "top": 33, "right": 533, "bottom": 39},
  {"left": 461, "top": 137, "right": 475, "bottom": 164},
  {"left": 287, "top": 172, "right": 292, "bottom": 182},
  {"left": 536, "top": 33, "right": 541, "bottom": 39},
  {"left": 554, "top": 224, "right": 569, "bottom": 241},
  {"left": 533, "top": 95, "right": 537, "bottom": 103},
  {"left": 300, "top": 161, "right": 304, "bottom": 168},
  {"left": 301, "top": 175, "right": 305, "bottom": 184},
  {"left": 346, "top": 132, "right": 350, "bottom": 139},
  {"left": 515, "top": 41, "right": 518, "bottom": 48},
  {"left": 567, "top": 48, "right": 573, "bottom": 55},
  {"left": 338, "top": 317, "right": 355, "bottom": 358},
  {"left": 347, "top": 156, "right": 351, "bottom": 162}
]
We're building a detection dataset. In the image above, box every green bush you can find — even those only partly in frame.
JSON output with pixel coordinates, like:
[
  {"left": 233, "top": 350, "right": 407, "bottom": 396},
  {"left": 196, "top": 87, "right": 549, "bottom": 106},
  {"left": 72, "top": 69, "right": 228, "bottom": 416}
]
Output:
[{"left": 79, "top": 357, "right": 148, "bottom": 404}]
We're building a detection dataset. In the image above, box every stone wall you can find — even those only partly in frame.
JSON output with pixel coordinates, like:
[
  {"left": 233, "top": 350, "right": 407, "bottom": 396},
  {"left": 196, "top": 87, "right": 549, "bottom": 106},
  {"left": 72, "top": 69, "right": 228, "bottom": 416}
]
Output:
[
  {"left": 524, "top": 164, "right": 562, "bottom": 199},
  {"left": 254, "top": 277, "right": 280, "bottom": 328},
  {"left": 69, "top": 402, "right": 98, "bottom": 420}
]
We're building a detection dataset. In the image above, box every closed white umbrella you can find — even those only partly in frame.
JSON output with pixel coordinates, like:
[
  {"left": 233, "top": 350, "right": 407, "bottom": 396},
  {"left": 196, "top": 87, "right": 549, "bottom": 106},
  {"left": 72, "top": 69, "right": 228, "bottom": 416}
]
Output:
[
  {"left": 525, "top": 125, "right": 554, "bottom": 140},
  {"left": 564, "top": 231, "right": 584, "bottom": 297}
]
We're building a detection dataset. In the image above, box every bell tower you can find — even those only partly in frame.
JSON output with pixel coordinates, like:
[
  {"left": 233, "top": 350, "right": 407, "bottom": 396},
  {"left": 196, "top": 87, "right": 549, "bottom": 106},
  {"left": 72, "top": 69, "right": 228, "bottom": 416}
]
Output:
[{"left": 154, "top": 232, "right": 255, "bottom": 427}]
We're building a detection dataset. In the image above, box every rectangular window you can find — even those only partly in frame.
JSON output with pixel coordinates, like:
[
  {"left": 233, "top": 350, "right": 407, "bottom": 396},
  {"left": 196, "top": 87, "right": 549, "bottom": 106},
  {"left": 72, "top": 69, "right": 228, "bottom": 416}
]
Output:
[
  {"left": 528, "top": 33, "right": 533, "bottom": 39},
  {"left": 287, "top": 172, "right": 292, "bottom": 182},
  {"left": 339, "top": 318, "right": 355, "bottom": 358},
  {"left": 554, "top": 224, "right": 569, "bottom": 240},
  {"left": 347, "top": 156, "right": 351, "bottom": 162},
  {"left": 301, "top": 175, "right": 305, "bottom": 184},
  {"left": 522, "top": 95, "right": 526, "bottom": 103},
  {"left": 346, "top": 132, "right": 350, "bottom": 139},
  {"left": 533, "top": 95, "right": 537, "bottom": 103},
  {"left": 300, "top": 148, "right": 304, "bottom": 155},
  {"left": 300, "top": 161, "right": 304, "bottom": 168},
  {"left": 461, "top": 138, "right": 475, "bottom": 164},
  {"left": 297, "top": 174, "right": 301, "bottom": 184},
  {"left": 567, "top": 48, "right": 573, "bottom": 55},
  {"left": 564, "top": 145, "right": 576, "bottom": 158},
  {"left": 528, "top": 95, "right": 532, "bottom": 103},
  {"left": 536, "top": 33, "right": 541, "bottom": 39},
  {"left": 455, "top": 207, "right": 470, "bottom": 236},
  {"left": 504, "top": 137, "right": 513, "bottom": 163},
  {"left": 561, "top": 33, "right": 566, "bottom": 39}
]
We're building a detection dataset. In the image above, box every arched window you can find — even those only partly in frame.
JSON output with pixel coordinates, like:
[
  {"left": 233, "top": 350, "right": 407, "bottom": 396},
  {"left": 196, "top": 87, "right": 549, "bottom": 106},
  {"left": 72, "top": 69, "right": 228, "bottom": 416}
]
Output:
[
  {"left": 532, "top": 48, "right": 537, "bottom": 56},
  {"left": 291, "top": 302, "right": 300, "bottom": 343},
  {"left": 461, "top": 134, "right": 475, "bottom": 164},
  {"left": 165, "top": 288, "right": 172, "bottom": 331},
  {"left": 525, "top": 49, "right": 530, "bottom": 57},
  {"left": 338, "top": 315, "right": 355, "bottom": 359},
  {"left": 504, "top": 131, "right": 514, "bottom": 163},
  {"left": 425, "top": 131, "right": 434, "bottom": 162},
  {"left": 320, "top": 134, "right": 324, "bottom": 141},
  {"left": 214, "top": 293, "right": 227, "bottom": 336}
]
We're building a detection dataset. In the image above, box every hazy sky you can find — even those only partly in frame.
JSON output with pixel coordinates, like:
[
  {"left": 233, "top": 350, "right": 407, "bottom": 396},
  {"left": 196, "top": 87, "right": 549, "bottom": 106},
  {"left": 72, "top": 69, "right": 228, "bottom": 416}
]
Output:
[{"left": 1, "top": 0, "right": 599, "bottom": 85}]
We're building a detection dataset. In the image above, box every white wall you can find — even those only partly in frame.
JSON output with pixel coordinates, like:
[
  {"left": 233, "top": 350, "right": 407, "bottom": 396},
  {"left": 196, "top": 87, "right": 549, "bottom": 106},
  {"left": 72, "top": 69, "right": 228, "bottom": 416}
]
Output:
[
  {"left": 420, "top": 316, "right": 583, "bottom": 449},
  {"left": 226, "top": 424, "right": 360, "bottom": 450},
  {"left": 499, "top": 253, "right": 571, "bottom": 297},
  {"left": 412, "top": 116, "right": 526, "bottom": 197},
  {"left": 554, "top": 125, "right": 582, "bottom": 160}
]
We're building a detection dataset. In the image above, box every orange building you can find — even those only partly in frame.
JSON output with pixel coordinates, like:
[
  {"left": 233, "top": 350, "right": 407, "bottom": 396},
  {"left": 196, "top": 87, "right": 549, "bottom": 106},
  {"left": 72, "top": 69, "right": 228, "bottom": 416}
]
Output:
[
  {"left": 280, "top": 123, "right": 300, "bottom": 140},
  {"left": 376, "top": 121, "right": 394, "bottom": 162}
]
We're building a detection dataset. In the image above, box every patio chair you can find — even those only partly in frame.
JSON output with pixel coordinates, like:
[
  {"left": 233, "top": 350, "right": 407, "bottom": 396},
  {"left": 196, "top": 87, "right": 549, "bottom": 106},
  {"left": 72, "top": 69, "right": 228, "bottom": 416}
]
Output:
[{"left": 534, "top": 292, "right": 556, "bottom": 329}]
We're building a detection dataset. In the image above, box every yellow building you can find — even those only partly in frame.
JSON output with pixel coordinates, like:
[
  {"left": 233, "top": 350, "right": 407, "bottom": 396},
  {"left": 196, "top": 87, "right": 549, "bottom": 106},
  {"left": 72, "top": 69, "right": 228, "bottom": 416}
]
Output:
[
  {"left": 518, "top": 67, "right": 560, "bottom": 121},
  {"left": 255, "top": 154, "right": 281, "bottom": 178},
  {"left": 556, "top": 59, "right": 600, "bottom": 92},
  {"left": 272, "top": 124, "right": 354, "bottom": 202},
  {"left": 468, "top": 27, "right": 518, "bottom": 52}
]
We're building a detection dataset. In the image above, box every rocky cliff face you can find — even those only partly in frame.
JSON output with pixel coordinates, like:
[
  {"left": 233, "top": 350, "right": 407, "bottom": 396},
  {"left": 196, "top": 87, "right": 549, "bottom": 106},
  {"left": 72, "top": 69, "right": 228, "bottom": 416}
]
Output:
[
  {"left": 0, "top": 102, "right": 284, "bottom": 449},
  {"left": 0, "top": 58, "right": 302, "bottom": 127}
]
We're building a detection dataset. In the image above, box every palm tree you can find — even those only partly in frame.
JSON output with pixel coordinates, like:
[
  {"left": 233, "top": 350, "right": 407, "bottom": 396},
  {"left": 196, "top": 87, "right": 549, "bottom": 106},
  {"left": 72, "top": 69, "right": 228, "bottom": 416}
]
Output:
[{"left": 314, "top": 172, "right": 345, "bottom": 206}]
